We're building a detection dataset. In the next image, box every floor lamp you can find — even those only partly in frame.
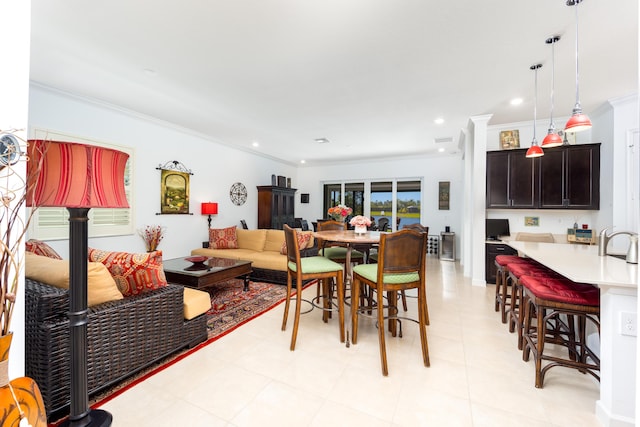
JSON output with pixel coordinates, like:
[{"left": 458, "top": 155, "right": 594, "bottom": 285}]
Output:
[{"left": 27, "top": 140, "right": 130, "bottom": 427}]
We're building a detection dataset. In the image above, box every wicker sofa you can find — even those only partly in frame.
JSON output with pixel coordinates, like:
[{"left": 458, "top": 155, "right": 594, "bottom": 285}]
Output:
[
  {"left": 190, "top": 228, "right": 317, "bottom": 285},
  {"left": 25, "top": 278, "right": 208, "bottom": 421}
]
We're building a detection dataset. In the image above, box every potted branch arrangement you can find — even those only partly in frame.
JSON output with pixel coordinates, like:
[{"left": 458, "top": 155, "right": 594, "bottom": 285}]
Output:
[{"left": 0, "top": 132, "right": 46, "bottom": 426}]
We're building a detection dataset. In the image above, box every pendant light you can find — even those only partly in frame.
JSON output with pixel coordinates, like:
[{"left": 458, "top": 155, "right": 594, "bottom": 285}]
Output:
[
  {"left": 542, "top": 36, "right": 563, "bottom": 148},
  {"left": 526, "top": 64, "right": 544, "bottom": 158},
  {"left": 564, "top": 0, "right": 592, "bottom": 133}
]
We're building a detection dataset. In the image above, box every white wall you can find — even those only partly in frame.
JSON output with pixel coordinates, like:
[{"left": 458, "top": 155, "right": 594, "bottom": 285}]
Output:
[
  {"left": 28, "top": 85, "right": 298, "bottom": 259},
  {"left": 295, "top": 154, "right": 464, "bottom": 258}
]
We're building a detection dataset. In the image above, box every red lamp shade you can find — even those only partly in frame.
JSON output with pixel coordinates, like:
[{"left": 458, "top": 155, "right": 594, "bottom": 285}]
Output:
[
  {"left": 201, "top": 202, "right": 218, "bottom": 215},
  {"left": 26, "top": 140, "right": 129, "bottom": 208},
  {"left": 525, "top": 144, "right": 544, "bottom": 158},
  {"left": 564, "top": 113, "right": 592, "bottom": 133},
  {"left": 541, "top": 132, "right": 563, "bottom": 148}
]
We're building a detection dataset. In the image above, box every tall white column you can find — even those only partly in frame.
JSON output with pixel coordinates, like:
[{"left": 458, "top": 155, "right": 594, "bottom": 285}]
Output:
[{"left": 468, "top": 115, "right": 492, "bottom": 286}]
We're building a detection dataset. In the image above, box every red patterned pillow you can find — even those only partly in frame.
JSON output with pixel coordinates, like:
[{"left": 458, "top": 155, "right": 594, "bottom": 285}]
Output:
[
  {"left": 209, "top": 226, "right": 238, "bottom": 249},
  {"left": 25, "top": 239, "right": 62, "bottom": 259},
  {"left": 281, "top": 232, "right": 312, "bottom": 255},
  {"left": 88, "top": 248, "right": 167, "bottom": 297}
]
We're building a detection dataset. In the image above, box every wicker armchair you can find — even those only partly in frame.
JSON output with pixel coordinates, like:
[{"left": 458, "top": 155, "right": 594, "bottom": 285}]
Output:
[{"left": 25, "top": 278, "right": 207, "bottom": 421}]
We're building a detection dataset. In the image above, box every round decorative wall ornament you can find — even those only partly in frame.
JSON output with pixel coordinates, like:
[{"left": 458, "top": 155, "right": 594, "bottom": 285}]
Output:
[{"left": 230, "top": 182, "right": 247, "bottom": 206}]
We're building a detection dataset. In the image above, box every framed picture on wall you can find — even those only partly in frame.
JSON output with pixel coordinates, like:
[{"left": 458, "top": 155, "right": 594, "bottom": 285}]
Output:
[
  {"left": 500, "top": 130, "right": 520, "bottom": 149},
  {"left": 438, "top": 181, "right": 450, "bottom": 210}
]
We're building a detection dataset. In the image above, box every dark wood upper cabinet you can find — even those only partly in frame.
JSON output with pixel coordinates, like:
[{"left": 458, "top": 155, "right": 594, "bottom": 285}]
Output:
[
  {"left": 257, "top": 186, "right": 297, "bottom": 229},
  {"left": 486, "top": 149, "right": 536, "bottom": 209},
  {"left": 487, "top": 143, "right": 599, "bottom": 210},
  {"left": 538, "top": 143, "right": 600, "bottom": 209}
]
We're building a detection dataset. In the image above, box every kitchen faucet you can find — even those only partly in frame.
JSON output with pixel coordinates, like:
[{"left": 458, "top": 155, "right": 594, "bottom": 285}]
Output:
[{"left": 598, "top": 227, "right": 638, "bottom": 264}]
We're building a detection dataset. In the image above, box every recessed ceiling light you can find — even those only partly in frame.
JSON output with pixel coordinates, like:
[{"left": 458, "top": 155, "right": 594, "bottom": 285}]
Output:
[
  {"left": 315, "top": 138, "right": 330, "bottom": 144},
  {"left": 434, "top": 117, "right": 444, "bottom": 125},
  {"left": 300, "top": 160, "right": 306, "bottom": 164},
  {"left": 438, "top": 147, "right": 445, "bottom": 153},
  {"left": 252, "top": 141, "right": 259, "bottom": 147},
  {"left": 510, "top": 98, "right": 523, "bottom": 106}
]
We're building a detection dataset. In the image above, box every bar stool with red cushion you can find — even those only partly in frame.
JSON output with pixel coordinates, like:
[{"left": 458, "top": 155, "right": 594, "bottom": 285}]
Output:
[
  {"left": 494, "top": 255, "right": 536, "bottom": 323},
  {"left": 507, "top": 262, "right": 559, "bottom": 349},
  {"left": 520, "top": 275, "right": 600, "bottom": 388}
]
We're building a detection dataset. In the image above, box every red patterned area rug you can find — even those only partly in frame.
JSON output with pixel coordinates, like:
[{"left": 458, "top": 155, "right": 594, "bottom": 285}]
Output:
[{"left": 49, "top": 279, "right": 312, "bottom": 427}]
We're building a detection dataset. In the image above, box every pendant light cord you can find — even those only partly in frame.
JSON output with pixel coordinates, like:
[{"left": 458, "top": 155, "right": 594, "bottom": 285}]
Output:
[{"left": 573, "top": 1, "right": 581, "bottom": 109}]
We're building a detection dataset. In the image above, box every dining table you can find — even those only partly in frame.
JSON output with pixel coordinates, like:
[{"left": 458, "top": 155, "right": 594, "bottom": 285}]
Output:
[{"left": 313, "top": 229, "right": 384, "bottom": 346}]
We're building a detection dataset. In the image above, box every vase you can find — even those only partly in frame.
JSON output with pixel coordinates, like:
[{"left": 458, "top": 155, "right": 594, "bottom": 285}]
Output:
[
  {"left": 354, "top": 225, "right": 367, "bottom": 234},
  {"left": 0, "top": 333, "right": 47, "bottom": 427}
]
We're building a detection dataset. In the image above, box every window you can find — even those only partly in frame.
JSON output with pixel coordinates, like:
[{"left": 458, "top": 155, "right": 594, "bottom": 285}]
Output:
[
  {"left": 371, "top": 181, "right": 392, "bottom": 227},
  {"left": 323, "top": 184, "right": 342, "bottom": 216},
  {"left": 27, "top": 130, "right": 134, "bottom": 240},
  {"left": 396, "top": 180, "right": 421, "bottom": 229},
  {"left": 324, "top": 179, "right": 422, "bottom": 231},
  {"left": 344, "top": 183, "right": 364, "bottom": 216}
]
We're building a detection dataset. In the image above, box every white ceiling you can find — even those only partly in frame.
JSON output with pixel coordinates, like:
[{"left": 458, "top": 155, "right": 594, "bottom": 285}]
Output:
[{"left": 30, "top": 1, "right": 638, "bottom": 165}]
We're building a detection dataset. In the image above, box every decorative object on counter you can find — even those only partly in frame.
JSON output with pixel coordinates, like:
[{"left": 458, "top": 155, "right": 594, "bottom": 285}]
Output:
[
  {"left": 286, "top": 177, "right": 291, "bottom": 188},
  {"left": 157, "top": 160, "right": 192, "bottom": 215},
  {"left": 525, "top": 64, "right": 544, "bottom": 158},
  {"left": 277, "top": 175, "right": 286, "bottom": 187},
  {"left": 350, "top": 215, "right": 372, "bottom": 234},
  {"left": 438, "top": 181, "right": 450, "bottom": 210},
  {"left": 229, "top": 182, "right": 247, "bottom": 206},
  {"left": 499, "top": 130, "right": 520, "bottom": 150},
  {"left": 201, "top": 202, "right": 218, "bottom": 229},
  {"left": 327, "top": 204, "right": 352, "bottom": 222},
  {"left": 27, "top": 139, "right": 131, "bottom": 427},
  {"left": 138, "top": 224, "right": 166, "bottom": 252},
  {"left": 564, "top": 0, "right": 592, "bottom": 133},
  {"left": 271, "top": 174, "right": 276, "bottom": 186},
  {"left": 0, "top": 133, "right": 46, "bottom": 427},
  {"left": 542, "top": 35, "right": 563, "bottom": 148}
]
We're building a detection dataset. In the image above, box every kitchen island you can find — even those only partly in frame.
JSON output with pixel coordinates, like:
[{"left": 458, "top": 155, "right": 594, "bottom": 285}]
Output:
[{"left": 507, "top": 241, "right": 638, "bottom": 427}]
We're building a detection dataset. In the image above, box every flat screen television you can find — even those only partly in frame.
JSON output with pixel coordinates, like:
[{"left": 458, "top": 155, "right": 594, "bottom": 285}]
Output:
[{"left": 486, "top": 219, "right": 510, "bottom": 241}]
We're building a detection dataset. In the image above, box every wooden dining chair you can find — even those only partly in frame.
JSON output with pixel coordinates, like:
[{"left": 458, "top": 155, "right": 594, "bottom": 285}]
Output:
[
  {"left": 281, "top": 225, "right": 345, "bottom": 350},
  {"left": 368, "top": 223, "right": 429, "bottom": 317},
  {"left": 351, "top": 228, "right": 430, "bottom": 375}
]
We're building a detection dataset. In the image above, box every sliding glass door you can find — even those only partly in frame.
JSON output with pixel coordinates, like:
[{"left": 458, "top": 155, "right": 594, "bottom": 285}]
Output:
[{"left": 324, "top": 179, "right": 422, "bottom": 231}]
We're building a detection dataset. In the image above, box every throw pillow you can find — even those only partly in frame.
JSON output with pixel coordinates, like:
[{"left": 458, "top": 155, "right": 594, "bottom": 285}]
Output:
[
  {"left": 209, "top": 226, "right": 239, "bottom": 249},
  {"left": 88, "top": 248, "right": 168, "bottom": 297},
  {"left": 25, "top": 252, "right": 123, "bottom": 306},
  {"left": 25, "top": 239, "right": 63, "bottom": 259},
  {"left": 281, "top": 232, "right": 312, "bottom": 255}
]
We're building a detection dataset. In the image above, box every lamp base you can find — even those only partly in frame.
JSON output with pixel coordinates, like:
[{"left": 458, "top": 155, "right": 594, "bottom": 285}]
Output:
[{"left": 60, "top": 409, "right": 112, "bottom": 427}]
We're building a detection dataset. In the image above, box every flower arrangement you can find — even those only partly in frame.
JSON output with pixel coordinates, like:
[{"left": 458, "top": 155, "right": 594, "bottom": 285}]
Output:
[
  {"left": 327, "top": 204, "right": 352, "bottom": 221},
  {"left": 349, "top": 215, "right": 372, "bottom": 228},
  {"left": 138, "top": 224, "right": 166, "bottom": 252}
]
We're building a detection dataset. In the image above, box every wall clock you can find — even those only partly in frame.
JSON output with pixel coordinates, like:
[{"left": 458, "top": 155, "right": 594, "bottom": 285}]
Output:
[{"left": 230, "top": 182, "right": 247, "bottom": 206}]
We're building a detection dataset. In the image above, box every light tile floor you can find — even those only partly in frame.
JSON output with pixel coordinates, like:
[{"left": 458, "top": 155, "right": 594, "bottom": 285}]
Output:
[{"left": 101, "top": 257, "right": 601, "bottom": 426}]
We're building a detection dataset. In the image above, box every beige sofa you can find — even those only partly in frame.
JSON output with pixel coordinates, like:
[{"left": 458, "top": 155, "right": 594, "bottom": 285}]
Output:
[{"left": 191, "top": 228, "right": 317, "bottom": 284}]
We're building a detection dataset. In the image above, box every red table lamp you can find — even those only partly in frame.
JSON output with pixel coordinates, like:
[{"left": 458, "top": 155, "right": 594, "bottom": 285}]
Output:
[
  {"left": 201, "top": 202, "right": 218, "bottom": 229},
  {"left": 27, "top": 140, "right": 129, "bottom": 427}
]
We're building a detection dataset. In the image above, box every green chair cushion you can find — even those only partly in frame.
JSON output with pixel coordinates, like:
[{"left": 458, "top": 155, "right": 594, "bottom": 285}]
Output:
[
  {"left": 352, "top": 263, "right": 419, "bottom": 284},
  {"left": 289, "top": 256, "right": 343, "bottom": 274},
  {"left": 322, "top": 247, "right": 364, "bottom": 260}
]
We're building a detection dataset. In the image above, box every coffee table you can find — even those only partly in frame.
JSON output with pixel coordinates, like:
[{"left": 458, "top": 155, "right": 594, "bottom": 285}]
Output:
[{"left": 163, "top": 256, "right": 253, "bottom": 291}]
